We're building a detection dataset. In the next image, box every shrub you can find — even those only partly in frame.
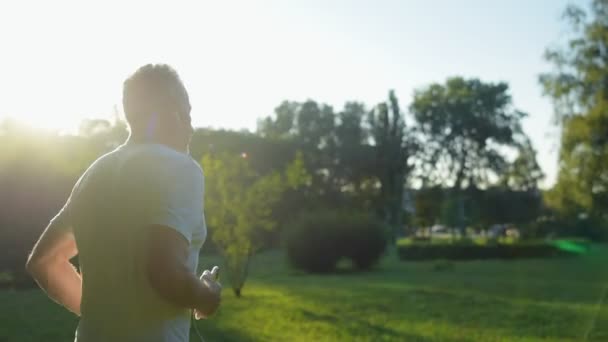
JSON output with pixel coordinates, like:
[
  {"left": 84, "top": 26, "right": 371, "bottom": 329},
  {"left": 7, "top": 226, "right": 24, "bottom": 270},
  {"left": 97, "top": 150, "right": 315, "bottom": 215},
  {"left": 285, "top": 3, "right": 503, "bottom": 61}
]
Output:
[
  {"left": 397, "top": 239, "right": 573, "bottom": 261},
  {"left": 525, "top": 216, "right": 607, "bottom": 241},
  {"left": 341, "top": 216, "right": 387, "bottom": 270},
  {"left": 285, "top": 211, "right": 387, "bottom": 273},
  {"left": 285, "top": 212, "right": 341, "bottom": 273}
]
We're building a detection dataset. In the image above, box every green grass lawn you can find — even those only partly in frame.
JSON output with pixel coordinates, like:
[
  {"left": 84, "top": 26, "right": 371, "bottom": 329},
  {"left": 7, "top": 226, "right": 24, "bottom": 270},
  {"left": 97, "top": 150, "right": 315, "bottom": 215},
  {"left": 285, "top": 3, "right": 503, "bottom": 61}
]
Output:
[{"left": 2, "top": 246, "right": 608, "bottom": 342}]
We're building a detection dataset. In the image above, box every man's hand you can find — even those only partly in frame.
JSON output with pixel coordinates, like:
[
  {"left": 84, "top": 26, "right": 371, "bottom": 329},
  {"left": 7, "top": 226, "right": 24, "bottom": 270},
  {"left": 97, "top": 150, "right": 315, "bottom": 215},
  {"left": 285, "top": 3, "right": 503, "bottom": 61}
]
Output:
[{"left": 194, "top": 267, "right": 221, "bottom": 319}]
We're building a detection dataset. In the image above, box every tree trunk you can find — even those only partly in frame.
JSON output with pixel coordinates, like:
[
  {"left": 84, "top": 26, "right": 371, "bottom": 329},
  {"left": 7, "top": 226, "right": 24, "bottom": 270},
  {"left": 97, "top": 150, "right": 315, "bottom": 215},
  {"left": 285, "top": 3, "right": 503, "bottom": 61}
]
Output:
[
  {"left": 225, "top": 250, "right": 251, "bottom": 299},
  {"left": 457, "top": 194, "right": 465, "bottom": 238}
]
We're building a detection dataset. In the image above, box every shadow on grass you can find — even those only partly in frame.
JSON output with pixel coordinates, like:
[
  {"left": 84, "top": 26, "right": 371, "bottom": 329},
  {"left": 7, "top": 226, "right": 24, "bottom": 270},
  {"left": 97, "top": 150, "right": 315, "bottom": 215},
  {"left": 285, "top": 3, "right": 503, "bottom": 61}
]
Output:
[{"left": 299, "top": 307, "right": 411, "bottom": 339}]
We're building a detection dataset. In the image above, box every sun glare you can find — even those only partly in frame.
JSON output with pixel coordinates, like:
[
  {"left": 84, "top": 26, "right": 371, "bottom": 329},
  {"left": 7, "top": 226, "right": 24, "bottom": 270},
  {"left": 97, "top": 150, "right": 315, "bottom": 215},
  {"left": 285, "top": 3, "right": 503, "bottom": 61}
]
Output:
[{"left": 0, "top": 0, "right": 567, "bottom": 186}]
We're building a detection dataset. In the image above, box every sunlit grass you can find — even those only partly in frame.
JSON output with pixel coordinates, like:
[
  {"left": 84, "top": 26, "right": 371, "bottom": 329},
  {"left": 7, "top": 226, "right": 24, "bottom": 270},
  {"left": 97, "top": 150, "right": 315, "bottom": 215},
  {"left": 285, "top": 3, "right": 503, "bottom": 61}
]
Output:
[{"left": 2, "top": 247, "right": 608, "bottom": 341}]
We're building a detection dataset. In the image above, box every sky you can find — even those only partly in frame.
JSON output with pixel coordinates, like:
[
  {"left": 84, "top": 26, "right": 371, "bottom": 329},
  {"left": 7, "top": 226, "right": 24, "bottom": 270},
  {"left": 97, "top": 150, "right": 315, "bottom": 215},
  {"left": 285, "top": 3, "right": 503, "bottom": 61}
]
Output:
[{"left": 0, "top": 0, "right": 588, "bottom": 187}]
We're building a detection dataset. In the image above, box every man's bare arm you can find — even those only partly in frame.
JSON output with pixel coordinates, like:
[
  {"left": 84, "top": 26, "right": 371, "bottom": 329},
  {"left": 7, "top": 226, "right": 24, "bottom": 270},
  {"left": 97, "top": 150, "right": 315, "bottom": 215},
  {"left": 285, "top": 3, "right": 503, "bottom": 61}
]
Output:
[
  {"left": 146, "top": 225, "right": 221, "bottom": 317},
  {"left": 26, "top": 222, "right": 82, "bottom": 316}
]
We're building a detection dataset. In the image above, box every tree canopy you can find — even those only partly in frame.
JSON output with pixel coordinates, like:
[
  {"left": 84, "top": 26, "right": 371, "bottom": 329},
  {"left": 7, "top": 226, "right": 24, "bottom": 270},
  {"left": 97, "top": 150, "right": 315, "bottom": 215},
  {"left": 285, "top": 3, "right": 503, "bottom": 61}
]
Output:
[
  {"left": 411, "top": 77, "right": 534, "bottom": 190},
  {"left": 540, "top": 0, "right": 608, "bottom": 237}
]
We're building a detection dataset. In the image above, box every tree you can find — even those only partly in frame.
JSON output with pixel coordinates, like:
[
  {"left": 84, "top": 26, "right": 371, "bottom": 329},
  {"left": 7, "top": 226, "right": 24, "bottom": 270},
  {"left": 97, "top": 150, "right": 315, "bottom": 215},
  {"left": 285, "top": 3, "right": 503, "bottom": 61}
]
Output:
[
  {"left": 540, "top": 0, "right": 608, "bottom": 238},
  {"left": 257, "top": 101, "right": 298, "bottom": 139},
  {"left": 0, "top": 121, "right": 95, "bottom": 285},
  {"left": 201, "top": 152, "right": 308, "bottom": 297},
  {"left": 257, "top": 100, "right": 335, "bottom": 149},
  {"left": 257, "top": 100, "right": 337, "bottom": 198},
  {"left": 500, "top": 138, "right": 544, "bottom": 192},
  {"left": 413, "top": 187, "right": 444, "bottom": 229},
  {"left": 368, "top": 90, "right": 416, "bottom": 242},
  {"left": 411, "top": 77, "right": 529, "bottom": 190},
  {"left": 333, "top": 102, "right": 376, "bottom": 203},
  {"left": 411, "top": 77, "right": 534, "bottom": 235},
  {"left": 190, "top": 128, "right": 298, "bottom": 176},
  {"left": 257, "top": 99, "right": 380, "bottom": 211}
]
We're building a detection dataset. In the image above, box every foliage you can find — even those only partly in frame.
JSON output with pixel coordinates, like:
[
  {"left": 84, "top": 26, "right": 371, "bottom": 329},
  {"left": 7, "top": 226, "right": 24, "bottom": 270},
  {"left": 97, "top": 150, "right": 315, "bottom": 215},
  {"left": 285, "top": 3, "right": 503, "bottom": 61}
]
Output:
[
  {"left": 474, "top": 187, "right": 543, "bottom": 228},
  {"left": 499, "top": 138, "right": 545, "bottom": 191},
  {"left": 410, "top": 77, "right": 541, "bottom": 236},
  {"left": 258, "top": 88, "right": 542, "bottom": 238},
  {"left": 342, "top": 216, "right": 387, "bottom": 269},
  {"left": 284, "top": 212, "right": 342, "bottom": 273},
  {"left": 257, "top": 100, "right": 335, "bottom": 148},
  {"left": 78, "top": 115, "right": 129, "bottom": 152},
  {"left": 412, "top": 186, "right": 542, "bottom": 232},
  {"left": 333, "top": 102, "right": 378, "bottom": 207},
  {"left": 257, "top": 99, "right": 379, "bottom": 213},
  {"left": 440, "top": 194, "right": 462, "bottom": 229},
  {"left": 526, "top": 213, "right": 607, "bottom": 241},
  {"left": 201, "top": 152, "right": 308, "bottom": 296},
  {"left": 285, "top": 211, "right": 387, "bottom": 273},
  {"left": 368, "top": 90, "right": 416, "bottom": 242},
  {"left": 396, "top": 239, "right": 574, "bottom": 261},
  {"left": 257, "top": 100, "right": 336, "bottom": 194},
  {"left": 0, "top": 120, "right": 120, "bottom": 278},
  {"left": 412, "top": 187, "right": 444, "bottom": 228},
  {"left": 540, "top": 0, "right": 608, "bottom": 239},
  {"left": 411, "top": 77, "right": 534, "bottom": 190},
  {"left": 190, "top": 128, "right": 298, "bottom": 176}
]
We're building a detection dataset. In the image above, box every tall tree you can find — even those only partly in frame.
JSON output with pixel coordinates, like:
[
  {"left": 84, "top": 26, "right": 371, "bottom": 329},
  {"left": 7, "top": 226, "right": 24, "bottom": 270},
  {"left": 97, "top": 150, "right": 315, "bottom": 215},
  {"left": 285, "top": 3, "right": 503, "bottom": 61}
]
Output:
[
  {"left": 257, "top": 101, "right": 298, "bottom": 139},
  {"left": 540, "top": 0, "right": 608, "bottom": 237},
  {"left": 411, "top": 77, "right": 535, "bottom": 235},
  {"left": 257, "top": 99, "right": 380, "bottom": 209},
  {"left": 500, "top": 137, "right": 544, "bottom": 192},
  {"left": 413, "top": 187, "right": 444, "bottom": 229},
  {"left": 369, "top": 90, "right": 416, "bottom": 241},
  {"left": 257, "top": 100, "right": 336, "bottom": 194},
  {"left": 257, "top": 100, "right": 335, "bottom": 148},
  {"left": 411, "top": 77, "right": 529, "bottom": 190},
  {"left": 334, "top": 102, "right": 375, "bottom": 199}
]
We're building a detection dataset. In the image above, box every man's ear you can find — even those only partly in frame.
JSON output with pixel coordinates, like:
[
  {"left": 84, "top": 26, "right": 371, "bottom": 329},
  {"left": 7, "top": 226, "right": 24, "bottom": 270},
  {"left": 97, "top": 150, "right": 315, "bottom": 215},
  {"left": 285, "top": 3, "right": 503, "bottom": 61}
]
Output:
[{"left": 173, "top": 111, "right": 190, "bottom": 130}]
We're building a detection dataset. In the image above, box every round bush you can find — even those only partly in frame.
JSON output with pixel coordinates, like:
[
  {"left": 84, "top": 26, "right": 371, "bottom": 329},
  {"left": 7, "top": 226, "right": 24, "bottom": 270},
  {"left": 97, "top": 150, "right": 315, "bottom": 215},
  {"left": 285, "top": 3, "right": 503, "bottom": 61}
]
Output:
[
  {"left": 343, "top": 218, "right": 387, "bottom": 270},
  {"left": 285, "top": 211, "right": 342, "bottom": 273},
  {"left": 285, "top": 211, "right": 387, "bottom": 273}
]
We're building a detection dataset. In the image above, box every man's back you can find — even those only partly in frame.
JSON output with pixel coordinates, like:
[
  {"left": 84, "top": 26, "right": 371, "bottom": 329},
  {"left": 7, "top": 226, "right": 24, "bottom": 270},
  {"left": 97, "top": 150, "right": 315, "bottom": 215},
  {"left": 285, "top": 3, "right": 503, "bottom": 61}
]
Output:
[{"left": 68, "top": 143, "right": 206, "bottom": 342}]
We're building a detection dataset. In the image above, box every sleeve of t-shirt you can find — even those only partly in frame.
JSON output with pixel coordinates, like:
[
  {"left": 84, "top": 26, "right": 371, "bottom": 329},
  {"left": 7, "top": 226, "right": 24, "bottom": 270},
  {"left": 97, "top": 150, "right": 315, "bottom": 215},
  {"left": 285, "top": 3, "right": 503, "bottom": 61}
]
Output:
[
  {"left": 48, "top": 196, "right": 73, "bottom": 232},
  {"left": 47, "top": 171, "right": 86, "bottom": 233},
  {"left": 141, "top": 155, "right": 204, "bottom": 244}
]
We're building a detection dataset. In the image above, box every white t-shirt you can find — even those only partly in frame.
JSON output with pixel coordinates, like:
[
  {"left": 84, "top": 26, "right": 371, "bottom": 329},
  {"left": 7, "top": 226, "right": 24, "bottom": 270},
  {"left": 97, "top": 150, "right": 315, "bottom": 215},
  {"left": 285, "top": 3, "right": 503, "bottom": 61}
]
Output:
[{"left": 50, "top": 142, "right": 207, "bottom": 342}]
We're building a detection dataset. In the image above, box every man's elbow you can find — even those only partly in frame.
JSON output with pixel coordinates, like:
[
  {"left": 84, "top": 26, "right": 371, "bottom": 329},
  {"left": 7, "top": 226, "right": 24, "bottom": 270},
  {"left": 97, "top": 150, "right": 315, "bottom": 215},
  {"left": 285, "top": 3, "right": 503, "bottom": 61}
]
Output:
[{"left": 26, "top": 254, "right": 54, "bottom": 279}]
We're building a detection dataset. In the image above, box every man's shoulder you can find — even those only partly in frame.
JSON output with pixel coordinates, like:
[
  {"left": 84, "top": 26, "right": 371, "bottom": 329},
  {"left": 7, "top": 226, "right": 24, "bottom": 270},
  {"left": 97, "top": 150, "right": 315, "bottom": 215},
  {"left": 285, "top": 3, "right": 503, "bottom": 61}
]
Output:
[{"left": 126, "top": 144, "right": 202, "bottom": 180}]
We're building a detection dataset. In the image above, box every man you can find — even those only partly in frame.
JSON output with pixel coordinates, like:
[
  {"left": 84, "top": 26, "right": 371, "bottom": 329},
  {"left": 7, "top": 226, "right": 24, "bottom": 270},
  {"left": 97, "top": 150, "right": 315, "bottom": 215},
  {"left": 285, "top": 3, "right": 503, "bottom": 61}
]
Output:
[{"left": 26, "top": 64, "right": 221, "bottom": 341}]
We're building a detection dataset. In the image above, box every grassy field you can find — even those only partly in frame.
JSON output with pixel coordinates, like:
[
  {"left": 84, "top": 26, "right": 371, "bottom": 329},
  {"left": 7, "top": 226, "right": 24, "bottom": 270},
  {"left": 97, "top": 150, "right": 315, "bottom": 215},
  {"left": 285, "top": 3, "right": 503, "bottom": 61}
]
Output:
[{"left": 2, "top": 246, "right": 608, "bottom": 342}]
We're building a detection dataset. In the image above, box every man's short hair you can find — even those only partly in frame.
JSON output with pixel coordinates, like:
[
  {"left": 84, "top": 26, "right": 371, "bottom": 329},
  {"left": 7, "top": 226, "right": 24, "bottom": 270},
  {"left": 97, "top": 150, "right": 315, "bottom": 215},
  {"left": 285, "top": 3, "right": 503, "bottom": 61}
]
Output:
[{"left": 122, "top": 64, "right": 190, "bottom": 129}]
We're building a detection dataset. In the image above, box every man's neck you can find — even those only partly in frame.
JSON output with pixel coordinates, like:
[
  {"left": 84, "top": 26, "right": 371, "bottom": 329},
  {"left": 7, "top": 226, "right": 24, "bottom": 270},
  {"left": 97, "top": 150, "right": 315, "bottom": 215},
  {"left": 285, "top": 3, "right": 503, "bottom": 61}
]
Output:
[{"left": 126, "top": 134, "right": 187, "bottom": 153}]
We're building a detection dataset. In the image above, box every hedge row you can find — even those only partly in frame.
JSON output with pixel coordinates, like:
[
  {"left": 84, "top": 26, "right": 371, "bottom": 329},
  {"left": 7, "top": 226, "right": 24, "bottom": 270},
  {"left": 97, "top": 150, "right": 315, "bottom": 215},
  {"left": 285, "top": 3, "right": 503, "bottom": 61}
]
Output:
[{"left": 397, "top": 242, "right": 574, "bottom": 261}]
